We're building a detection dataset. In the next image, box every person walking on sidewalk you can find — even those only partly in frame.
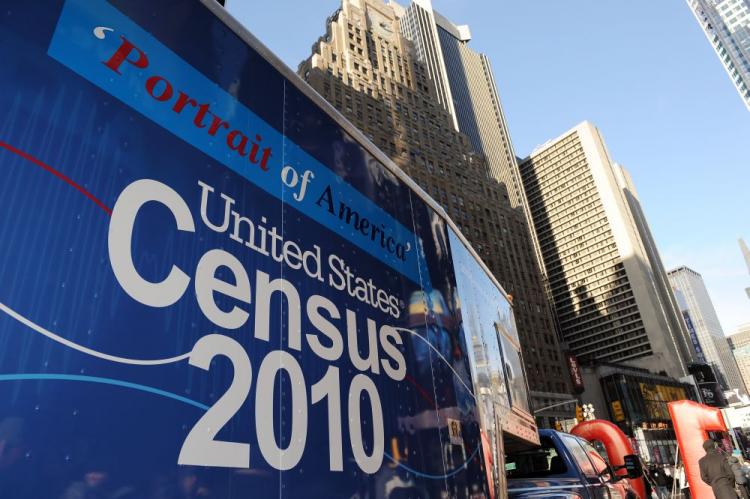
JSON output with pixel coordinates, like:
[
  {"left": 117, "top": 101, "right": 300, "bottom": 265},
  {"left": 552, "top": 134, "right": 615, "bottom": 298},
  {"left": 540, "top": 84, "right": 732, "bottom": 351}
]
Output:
[{"left": 700, "top": 439, "right": 739, "bottom": 499}]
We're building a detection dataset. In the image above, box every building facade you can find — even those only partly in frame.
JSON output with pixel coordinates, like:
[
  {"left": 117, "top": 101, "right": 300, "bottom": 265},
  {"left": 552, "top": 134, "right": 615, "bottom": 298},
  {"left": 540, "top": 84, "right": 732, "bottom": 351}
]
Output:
[
  {"left": 581, "top": 363, "right": 698, "bottom": 466},
  {"left": 729, "top": 323, "right": 750, "bottom": 349},
  {"left": 399, "top": 0, "right": 576, "bottom": 417},
  {"left": 668, "top": 266, "right": 746, "bottom": 392},
  {"left": 741, "top": 238, "right": 750, "bottom": 300},
  {"left": 518, "top": 122, "right": 695, "bottom": 379},
  {"left": 299, "top": 0, "right": 574, "bottom": 420},
  {"left": 687, "top": 0, "right": 750, "bottom": 110},
  {"left": 729, "top": 323, "right": 750, "bottom": 390},
  {"left": 432, "top": 12, "right": 526, "bottom": 210},
  {"left": 391, "top": 0, "right": 457, "bottom": 129},
  {"left": 673, "top": 287, "right": 708, "bottom": 364},
  {"left": 612, "top": 165, "right": 696, "bottom": 369}
]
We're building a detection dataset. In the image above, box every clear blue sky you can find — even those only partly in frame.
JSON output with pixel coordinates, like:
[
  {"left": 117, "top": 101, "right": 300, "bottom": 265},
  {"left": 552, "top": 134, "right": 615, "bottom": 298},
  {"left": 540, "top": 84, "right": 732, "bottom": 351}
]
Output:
[{"left": 228, "top": 0, "right": 750, "bottom": 334}]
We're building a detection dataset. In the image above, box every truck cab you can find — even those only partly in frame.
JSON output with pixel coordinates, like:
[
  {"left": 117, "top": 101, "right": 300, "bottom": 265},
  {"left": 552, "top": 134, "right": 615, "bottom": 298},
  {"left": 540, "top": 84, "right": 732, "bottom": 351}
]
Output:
[{"left": 506, "top": 429, "right": 639, "bottom": 499}]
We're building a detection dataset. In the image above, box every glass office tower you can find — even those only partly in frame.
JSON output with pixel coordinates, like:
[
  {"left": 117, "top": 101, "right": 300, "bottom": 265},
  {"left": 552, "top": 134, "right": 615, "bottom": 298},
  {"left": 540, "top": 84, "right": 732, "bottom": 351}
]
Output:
[{"left": 687, "top": 0, "right": 750, "bottom": 109}]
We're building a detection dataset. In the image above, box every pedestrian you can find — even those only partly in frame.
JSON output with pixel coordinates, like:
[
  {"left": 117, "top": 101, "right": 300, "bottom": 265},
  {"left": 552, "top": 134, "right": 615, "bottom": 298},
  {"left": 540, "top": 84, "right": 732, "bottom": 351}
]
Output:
[
  {"left": 730, "top": 456, "right": 750, "bottom": 499},
  {"left": 699, "top": 439, "right": 739, "bottom": 499},
  {"left": 653, "top": 466, "right": 670, "bottom": 498},
  {"left": 642, "top": 464, "right": 656, "bottom": 499},
  {"left": 728, "top": 456, "right": 749, "bottom": 499}
]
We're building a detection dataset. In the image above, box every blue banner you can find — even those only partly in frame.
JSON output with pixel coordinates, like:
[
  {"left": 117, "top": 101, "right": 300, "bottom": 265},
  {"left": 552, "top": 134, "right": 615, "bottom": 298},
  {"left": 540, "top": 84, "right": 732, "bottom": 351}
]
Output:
[
  {"left": 0, "top": 0, "right": 532, "bottom": 497},
  {"left": 48, "top": 0, "right": 421, "bottom": 284}
]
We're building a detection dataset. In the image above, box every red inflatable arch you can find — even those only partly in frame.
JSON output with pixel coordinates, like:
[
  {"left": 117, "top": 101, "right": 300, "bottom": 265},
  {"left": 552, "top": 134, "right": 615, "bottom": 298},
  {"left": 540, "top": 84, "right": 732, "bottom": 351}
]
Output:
[
  {"left": 571, "top": 419, "right": 646, "bottom": 499},
  {"left": 668, "top": 400, "right": 727, "bottom": 499},
  {"left": 480, "top": 431, "right": 495, "bottom": 499}
]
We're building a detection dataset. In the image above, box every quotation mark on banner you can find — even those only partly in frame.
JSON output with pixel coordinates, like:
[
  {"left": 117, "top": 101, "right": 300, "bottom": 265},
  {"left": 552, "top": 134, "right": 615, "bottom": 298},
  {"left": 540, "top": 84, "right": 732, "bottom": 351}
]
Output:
[{"left": 93, "top": 26, "right": 114, "bottom": 39}]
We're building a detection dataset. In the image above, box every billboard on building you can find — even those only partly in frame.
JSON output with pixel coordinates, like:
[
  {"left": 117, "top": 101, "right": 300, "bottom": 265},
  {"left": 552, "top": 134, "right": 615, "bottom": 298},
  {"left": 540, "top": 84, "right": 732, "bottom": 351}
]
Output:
[
  {"left": 689, "top": 363, "right": 729, "bottom": 407},
  {"left": 566, "top": 353, "right": 585, "bottom": 393},
  {"left": 723, "top": 405, "right": 750, "bottom": 429},
  {"left": 0, "top": 0, "right": 537, "bottom": 497}
]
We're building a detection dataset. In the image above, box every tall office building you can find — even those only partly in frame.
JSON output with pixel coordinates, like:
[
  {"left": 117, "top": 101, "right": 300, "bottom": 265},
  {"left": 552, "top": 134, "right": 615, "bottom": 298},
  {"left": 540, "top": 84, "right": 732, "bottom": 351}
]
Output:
[
  {"left": 687, "top": 0, "right": 750, "bottom": 110},
  {"left": 518, "top": 122, "right": 695, "bottom": 378},
  {"left": 392, "top": 0, "right": 574, "bottom": 413},
  {"left": 299, "top": 0, "right": 574, "bottom": 419},
  {"left": 612, "top": 165, "right": 696, "bottom": 368},
  {"left": 673, "top": 287, "right": 708, "bottom": 364},
  {"left": 391, "top": 0, "right": 457, "bottom": 129},
  {"left": 727, "top": 322, "right": 750, "bottom": 388},
  {"left": 741, "top": 238, "right": 750, "bottom": 299},
  {"left": 729, "top": 323, "right": 750, "bottom": 391},
  {"left": 432, "top": 13, "right": 525, "bottom": 211},
  {"left": 668, "top": 266, "right": 746, "bottom": 392},
  {"left": 728, "top": 323, "right": 750, "bottom": 348}
]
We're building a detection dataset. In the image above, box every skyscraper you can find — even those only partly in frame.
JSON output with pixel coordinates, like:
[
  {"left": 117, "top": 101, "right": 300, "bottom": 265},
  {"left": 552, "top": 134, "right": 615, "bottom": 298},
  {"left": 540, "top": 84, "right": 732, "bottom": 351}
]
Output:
[
  {"left": 391, "top": 0, "right": 457, "bottom": 129},
  {"left": 673, "top": 287, "right": 708, "bottom": 364},
  {"left": 432, "top": 11, "right": 526, "bottom": 210},
  {"left": 299, "top": 0, "right": 574, "bottom": 419},
  {"left": 729, "top": 323, "right": 750, "bottom": 391},
  {"left": 687, "top": 0, "right": 750, "bottom": 110},
  {"left": 518, "top": 122, "right": 695, "bottom": 378},
  {"left": 740, "top": 238, "right": 750, "bottom": 299},
  {"left": 668, "top": 266, "right": 746, "bottom": 392},
  {"left": 728, "top": 323, "right": 750, "bottom": 349},
  {"left": 613, "top": 164, "right": 696, "bottom": 369}
]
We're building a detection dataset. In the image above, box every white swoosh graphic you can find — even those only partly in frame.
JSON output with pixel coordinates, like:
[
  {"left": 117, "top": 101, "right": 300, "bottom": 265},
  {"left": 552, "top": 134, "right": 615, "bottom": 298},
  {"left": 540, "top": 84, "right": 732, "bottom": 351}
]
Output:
[
  {"left": 0, "top": 301, "right": 477, "bottom": 393},
  {"left": 0, "top": 301, "right": 190, "bottom": 366},
  {"left": 392, "top": 326, "right": 475, "bottom": 399}
]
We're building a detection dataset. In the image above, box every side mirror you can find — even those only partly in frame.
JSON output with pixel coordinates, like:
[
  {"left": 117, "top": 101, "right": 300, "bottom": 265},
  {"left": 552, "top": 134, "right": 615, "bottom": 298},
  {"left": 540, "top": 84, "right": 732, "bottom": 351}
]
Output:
[
  {"left": 623, "top": 454, "right": 643, "bottom": 479},
  {"left": 600, "top": 466, "right": 620, "bottom": 483}
]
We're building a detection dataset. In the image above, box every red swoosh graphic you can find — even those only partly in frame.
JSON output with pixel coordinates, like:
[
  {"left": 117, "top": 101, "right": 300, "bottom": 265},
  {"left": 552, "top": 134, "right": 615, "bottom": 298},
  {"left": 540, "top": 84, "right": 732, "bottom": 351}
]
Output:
[{"left": 0, "top": 140, "right": 112, "bottom": 215}]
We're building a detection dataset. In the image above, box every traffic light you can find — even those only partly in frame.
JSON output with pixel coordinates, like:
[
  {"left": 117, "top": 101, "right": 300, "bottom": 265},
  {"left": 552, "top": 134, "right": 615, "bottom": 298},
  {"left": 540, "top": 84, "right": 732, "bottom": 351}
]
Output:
[{"left": 576, "top": 404, "right": 584, "bottom": 422}]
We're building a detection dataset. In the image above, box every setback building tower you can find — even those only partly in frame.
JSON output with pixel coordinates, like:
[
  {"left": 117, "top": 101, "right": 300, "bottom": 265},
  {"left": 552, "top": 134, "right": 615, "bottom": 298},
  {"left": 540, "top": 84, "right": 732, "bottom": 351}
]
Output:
[{"left": 299, "top": 0, "right": 574, "bottom": 421}]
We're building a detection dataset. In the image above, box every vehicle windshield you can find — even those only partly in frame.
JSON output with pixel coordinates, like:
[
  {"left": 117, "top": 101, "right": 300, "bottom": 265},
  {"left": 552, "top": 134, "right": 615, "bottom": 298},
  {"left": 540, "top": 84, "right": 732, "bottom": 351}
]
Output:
[{"left": 505, "top": 436, "right": 569, "bottom": 479}]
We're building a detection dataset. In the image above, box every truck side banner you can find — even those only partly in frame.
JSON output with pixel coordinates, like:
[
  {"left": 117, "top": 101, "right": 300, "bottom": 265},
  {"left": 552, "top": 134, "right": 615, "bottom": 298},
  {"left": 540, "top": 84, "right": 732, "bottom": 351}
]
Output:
[{"left": 0, "top": 1, "right": 536, "bottom": 497}]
